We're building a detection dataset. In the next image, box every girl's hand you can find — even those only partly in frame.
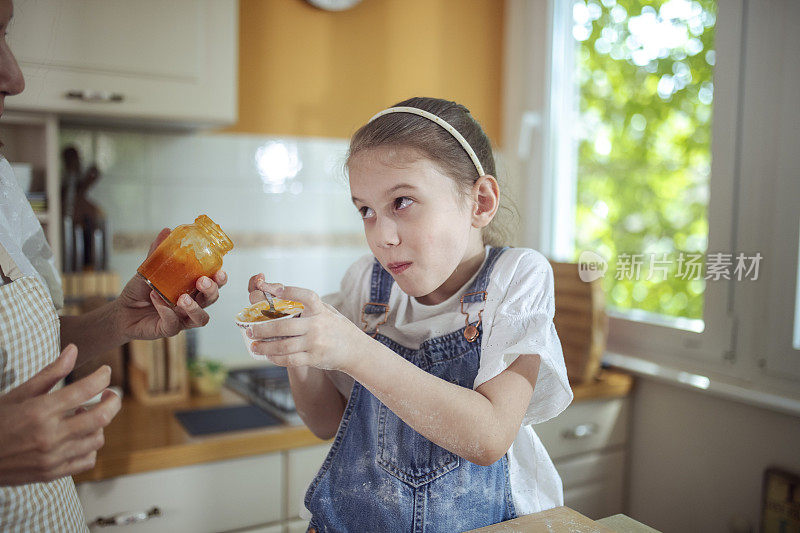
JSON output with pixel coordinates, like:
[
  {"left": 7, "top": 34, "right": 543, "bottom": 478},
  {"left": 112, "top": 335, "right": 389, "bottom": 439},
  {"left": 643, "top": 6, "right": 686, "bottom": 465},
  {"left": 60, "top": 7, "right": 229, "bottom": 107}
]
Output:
[{"left": 245, "top": 279, "right": 368, "bottom": 372}]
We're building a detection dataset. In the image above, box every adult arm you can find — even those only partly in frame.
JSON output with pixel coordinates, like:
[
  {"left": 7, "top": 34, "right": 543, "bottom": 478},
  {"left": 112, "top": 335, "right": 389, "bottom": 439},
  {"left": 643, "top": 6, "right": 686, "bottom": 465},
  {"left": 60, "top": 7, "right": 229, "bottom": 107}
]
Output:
[
  {"left": 0, "top": 345, "right": 121, "bottom": 486},
  {"left": 60, "top": 229, "right": 227, "bottom": 367}
]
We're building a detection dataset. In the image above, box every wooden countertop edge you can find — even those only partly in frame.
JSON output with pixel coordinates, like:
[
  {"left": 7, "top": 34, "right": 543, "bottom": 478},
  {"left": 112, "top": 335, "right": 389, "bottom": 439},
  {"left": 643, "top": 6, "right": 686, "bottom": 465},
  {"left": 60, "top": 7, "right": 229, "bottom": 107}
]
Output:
[
  {"left": 75, "top": 425, "right": 328, "bottom": 483},
  {"left": 74, "top": 370, "right": 634, "bottom": 483},
  {"left": 571, "top": 370, "right": 634, "bottom": 402}
]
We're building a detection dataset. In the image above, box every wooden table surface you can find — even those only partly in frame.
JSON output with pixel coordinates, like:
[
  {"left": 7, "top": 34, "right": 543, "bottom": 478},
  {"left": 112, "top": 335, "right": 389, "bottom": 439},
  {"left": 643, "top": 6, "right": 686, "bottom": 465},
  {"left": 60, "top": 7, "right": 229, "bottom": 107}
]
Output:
[
  {"left": 466, "top": 506, "right": 659, "bottom": 532},
  {"left": 75, "top": 369, "right": 633, "bottom": 483}
]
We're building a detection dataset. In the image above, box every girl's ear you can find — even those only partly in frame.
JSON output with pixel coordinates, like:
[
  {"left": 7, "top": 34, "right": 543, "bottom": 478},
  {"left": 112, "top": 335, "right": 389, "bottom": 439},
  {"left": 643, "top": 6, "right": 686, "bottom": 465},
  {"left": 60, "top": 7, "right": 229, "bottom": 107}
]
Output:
[{"left": 471, "top": 175, "right": 500, "bottom": 229}]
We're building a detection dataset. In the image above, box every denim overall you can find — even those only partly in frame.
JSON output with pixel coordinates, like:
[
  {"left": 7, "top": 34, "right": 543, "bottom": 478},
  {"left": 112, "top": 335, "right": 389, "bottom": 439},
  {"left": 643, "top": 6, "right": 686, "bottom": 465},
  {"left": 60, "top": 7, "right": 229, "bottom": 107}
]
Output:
[{"left": 305, "top": 247, "right": 517, "bottom": 533}]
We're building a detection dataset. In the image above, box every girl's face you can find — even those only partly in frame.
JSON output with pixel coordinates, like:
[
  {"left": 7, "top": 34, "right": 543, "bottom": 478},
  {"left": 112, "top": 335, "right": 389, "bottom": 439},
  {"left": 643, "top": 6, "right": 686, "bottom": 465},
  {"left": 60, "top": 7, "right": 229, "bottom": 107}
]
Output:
[{"left": 348, "top": 146, "right": 486, "bottom": 305}]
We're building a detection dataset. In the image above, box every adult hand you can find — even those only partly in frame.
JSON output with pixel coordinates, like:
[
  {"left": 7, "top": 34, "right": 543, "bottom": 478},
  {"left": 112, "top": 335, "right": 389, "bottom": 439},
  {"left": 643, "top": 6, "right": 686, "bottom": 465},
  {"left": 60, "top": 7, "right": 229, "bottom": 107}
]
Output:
[
  {"left": 245, "top": 276, "right": 369, "bottom": 372},
  {"left": 115, "top": 228, "right": 228, "bottom": 340},
  {"left": 0, "top": 345, "right": 121, "bottom": 486}
]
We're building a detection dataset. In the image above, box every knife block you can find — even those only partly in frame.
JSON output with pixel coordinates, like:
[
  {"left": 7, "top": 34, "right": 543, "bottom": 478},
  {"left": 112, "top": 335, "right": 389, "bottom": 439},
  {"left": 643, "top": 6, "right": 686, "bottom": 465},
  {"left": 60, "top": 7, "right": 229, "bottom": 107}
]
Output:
[
  {"left": 62, "top": 272, "right": 125, "bottom": 388},
  {"left": 127, "top": 333, "right": 189, "bottom": 405}
]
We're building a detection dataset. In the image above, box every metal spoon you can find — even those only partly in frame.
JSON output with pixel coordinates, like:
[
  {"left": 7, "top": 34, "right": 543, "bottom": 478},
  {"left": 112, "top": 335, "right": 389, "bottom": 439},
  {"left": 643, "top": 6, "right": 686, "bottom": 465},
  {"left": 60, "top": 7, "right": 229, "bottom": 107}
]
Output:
[{"left": 261, "top": 287, "right": 287, "bottom": 319}]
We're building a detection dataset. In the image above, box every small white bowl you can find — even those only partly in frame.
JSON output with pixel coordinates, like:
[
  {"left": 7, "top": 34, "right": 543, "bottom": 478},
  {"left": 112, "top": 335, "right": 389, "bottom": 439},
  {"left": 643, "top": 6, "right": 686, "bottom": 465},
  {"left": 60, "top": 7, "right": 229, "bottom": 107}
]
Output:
[
  {"left": 235, "top": 299, "right": 304, "bottom": 360},
  {"left": 11, "top": 163, "right": 33, "bottom": 192}
]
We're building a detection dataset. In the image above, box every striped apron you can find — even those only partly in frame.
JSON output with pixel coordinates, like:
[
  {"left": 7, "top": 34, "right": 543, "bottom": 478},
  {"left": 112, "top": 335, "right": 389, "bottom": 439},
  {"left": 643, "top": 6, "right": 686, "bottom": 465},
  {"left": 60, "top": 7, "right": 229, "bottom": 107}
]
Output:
[{"left": 0, "top": 243, "right": 88, "bottom": 532}]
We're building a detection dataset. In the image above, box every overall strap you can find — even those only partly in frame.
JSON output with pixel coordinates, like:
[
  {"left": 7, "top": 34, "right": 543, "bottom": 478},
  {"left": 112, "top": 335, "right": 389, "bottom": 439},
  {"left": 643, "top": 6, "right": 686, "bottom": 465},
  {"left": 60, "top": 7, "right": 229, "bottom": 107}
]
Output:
[
  {"left": 360, "top": 259, "right": 394, "bottom": 337},
  {"left": 461, "top": 246, "right": 509, "bottom": 303},
  {"left": 458, "top": 246, "right": 508, "bottom": 342},
  {"left": 364, "top": 258, "right": 395, "bottom": 311}
]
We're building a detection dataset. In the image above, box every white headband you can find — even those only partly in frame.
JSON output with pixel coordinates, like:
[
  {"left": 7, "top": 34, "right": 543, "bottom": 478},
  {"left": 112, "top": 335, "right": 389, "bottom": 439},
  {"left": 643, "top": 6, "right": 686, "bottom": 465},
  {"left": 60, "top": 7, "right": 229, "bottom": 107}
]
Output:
[{"left": 367, "top": 106, "right": 485, "bottom": 176}]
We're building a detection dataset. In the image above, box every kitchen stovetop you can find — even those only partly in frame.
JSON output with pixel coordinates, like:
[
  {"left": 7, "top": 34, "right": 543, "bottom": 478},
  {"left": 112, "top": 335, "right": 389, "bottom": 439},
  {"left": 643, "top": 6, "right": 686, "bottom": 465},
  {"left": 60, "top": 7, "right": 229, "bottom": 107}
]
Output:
[{"left": 226, "top": 365, "right": 302, "bottom": 426}]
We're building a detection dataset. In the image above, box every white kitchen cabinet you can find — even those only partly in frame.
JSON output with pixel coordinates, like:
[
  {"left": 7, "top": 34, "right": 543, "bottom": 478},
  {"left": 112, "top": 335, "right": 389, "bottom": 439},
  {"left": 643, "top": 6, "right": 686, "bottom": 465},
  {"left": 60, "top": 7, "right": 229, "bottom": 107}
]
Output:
[
  {"left": 535, "top": 397, "right": 629, "bottom": 461},
  {"left": 7, "top": 0, "right": 237, "bottom": 127},
  {"left": 534, "top": 397, "right": 630, "bottom": 519},
  {"left": 564, "top": 477, "right": 626, "bottom": 522},
  {"left": 77, "top": 453, "right": 284, "bottom": 532},
  {"left": 286, "top": 444, "right": 331, "bottom": 521}
]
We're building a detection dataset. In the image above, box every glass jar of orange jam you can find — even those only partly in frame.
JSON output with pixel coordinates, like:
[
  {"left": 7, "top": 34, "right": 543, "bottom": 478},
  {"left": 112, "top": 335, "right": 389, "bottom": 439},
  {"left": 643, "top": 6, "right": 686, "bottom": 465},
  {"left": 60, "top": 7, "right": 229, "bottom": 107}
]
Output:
[{"left": 137, "top": 215, "right": 233, "bottom": 305}]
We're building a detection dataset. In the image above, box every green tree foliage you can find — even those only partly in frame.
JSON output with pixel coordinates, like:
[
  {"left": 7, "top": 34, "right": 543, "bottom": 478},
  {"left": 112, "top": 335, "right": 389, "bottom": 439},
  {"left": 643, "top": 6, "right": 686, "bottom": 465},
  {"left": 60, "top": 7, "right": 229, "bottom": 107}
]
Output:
[{"left": 572, "top": 0, "right": 716, "bottom": 320}]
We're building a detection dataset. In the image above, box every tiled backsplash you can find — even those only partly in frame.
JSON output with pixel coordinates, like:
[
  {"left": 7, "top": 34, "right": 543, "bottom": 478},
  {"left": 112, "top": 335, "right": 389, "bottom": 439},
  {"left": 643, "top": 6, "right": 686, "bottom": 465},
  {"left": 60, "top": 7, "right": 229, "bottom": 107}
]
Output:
[{"left": 60, "top": 127, "right": 370, "bottom": 365}]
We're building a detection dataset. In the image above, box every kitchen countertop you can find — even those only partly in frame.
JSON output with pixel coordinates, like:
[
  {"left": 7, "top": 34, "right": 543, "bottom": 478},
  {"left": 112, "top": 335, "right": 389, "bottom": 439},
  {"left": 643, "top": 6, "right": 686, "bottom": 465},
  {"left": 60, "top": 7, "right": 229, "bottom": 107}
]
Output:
[{"left": 74, "top": 369, "right": 633, "bottom": 483}]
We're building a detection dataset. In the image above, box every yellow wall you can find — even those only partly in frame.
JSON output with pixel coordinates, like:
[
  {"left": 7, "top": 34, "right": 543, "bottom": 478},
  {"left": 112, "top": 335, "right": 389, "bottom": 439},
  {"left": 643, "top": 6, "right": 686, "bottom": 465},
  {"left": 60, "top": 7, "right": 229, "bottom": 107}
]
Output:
[{"left": 226, "top": 0, "right": 505, "bottom": 143}]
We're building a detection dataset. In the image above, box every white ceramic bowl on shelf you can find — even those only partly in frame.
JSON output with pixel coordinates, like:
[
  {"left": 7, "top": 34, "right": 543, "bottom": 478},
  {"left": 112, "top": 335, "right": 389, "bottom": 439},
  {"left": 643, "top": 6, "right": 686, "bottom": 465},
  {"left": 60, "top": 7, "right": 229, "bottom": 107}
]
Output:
[{"left": 11, "top": 163, "right": 33, "bottom": 192}]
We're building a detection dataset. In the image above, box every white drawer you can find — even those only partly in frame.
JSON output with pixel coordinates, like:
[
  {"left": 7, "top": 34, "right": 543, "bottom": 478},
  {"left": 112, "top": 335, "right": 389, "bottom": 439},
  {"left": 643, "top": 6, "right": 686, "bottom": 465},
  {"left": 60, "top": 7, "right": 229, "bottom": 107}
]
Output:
[
  {"left": 554, "top": 448, "right": 626, "bottom": 491},
  {"left": 564, "top": 471, "right": 625, "bottom": 520},
  {"left": 533, "top": 397, "right": 629, "bottom": 460},
  {"left": 77, "top": 453, "right": 284, "bottom": 532},
  {"left": 286, "top": 444, "right": 331, "bottom": 520}
]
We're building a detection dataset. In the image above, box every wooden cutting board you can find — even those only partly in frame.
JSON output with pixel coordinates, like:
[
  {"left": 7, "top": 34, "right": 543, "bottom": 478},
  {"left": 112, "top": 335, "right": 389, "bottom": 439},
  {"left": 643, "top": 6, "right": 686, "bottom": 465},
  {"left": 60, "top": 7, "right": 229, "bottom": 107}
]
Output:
[
  {"left": 467, "top": 506, "right": 616, "bottom": 532},
  {"left": 550, "top": 261, "right": 608, "bottom": 385}
]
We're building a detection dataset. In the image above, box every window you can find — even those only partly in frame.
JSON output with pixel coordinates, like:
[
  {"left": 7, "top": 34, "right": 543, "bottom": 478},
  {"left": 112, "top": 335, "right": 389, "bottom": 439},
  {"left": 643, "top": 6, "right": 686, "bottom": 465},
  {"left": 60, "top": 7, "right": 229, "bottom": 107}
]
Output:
[
  {"left": 504, "top": 0, "right": 745, "bottom": 368},
  {"left": 508, "top": 0, "right": 800, "bottom": 392},
  {"left": 554, "top": 0, "right": 718, "bottom": 329},
  {"left": 537, "top": 0, "right": 749, "bottom": 368}
]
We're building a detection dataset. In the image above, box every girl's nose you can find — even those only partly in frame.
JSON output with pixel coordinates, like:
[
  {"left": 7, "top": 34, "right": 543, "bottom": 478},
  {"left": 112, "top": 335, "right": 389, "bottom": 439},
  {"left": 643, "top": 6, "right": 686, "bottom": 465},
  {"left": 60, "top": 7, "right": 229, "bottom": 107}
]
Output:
[
  {"left": 0, "top": 41, "right": 25, "bottom": 97},
  {"left": 374, "top": 217, "right": 400, "bottom": 247}
]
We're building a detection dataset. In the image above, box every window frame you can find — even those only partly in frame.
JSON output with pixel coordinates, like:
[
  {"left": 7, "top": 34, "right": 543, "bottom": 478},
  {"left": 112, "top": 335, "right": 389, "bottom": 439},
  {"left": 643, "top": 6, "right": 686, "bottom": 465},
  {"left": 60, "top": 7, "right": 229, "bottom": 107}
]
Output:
[
  {"left": 728, "top": 0, "right": 800, "bottom": 388},
  {"left": 505, "top": 0, "right": 748, "bottom": 374}
]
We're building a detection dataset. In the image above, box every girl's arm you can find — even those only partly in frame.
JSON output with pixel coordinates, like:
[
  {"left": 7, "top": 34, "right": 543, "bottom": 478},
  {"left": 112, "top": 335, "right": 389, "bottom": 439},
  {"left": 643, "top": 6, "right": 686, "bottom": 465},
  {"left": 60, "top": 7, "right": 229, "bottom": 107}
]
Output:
[
  {"left": 347, "top": 341, "right": 540, "bottom": 466},
  {"left": 248, "top": 285, "right": 541, "bottom": 466},
  {"left": 287, "top": 366, "right": 346, "bottom": 440},
  {"left": 247, "top": 276, "right": 346, "bottom": 440}
]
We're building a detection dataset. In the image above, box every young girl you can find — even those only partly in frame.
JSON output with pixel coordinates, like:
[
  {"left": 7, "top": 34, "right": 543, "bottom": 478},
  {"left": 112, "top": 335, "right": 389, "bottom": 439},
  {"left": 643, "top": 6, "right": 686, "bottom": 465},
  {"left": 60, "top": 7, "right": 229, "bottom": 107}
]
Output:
[{"left": 246, "top": 97, "right": 573, "bottom": 532}]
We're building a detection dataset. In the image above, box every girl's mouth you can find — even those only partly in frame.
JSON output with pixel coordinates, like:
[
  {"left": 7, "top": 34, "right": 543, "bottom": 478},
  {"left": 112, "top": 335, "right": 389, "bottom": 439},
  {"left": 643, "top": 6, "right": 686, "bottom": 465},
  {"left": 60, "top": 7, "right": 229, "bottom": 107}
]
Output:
[{"left": 387, "top": 262, "right": 412, "bottom": 274}]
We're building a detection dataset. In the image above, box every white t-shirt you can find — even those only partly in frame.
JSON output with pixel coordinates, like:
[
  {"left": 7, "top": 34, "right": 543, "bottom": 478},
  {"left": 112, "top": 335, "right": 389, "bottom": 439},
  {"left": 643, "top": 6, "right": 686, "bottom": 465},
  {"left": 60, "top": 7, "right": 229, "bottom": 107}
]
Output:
[
  {"left": 0, "top": 157, "right": 63, "bottom": 307},
  {"left": 322, "top": 246, "right": 574, "bottom": 515}
]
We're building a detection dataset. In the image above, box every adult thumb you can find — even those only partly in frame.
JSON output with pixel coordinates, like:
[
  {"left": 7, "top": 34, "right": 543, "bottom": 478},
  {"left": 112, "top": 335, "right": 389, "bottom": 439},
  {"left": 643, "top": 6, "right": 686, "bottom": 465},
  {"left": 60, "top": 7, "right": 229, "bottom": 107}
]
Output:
[{"left": 5, "top": 344, "right": 78, "bottom": 402}]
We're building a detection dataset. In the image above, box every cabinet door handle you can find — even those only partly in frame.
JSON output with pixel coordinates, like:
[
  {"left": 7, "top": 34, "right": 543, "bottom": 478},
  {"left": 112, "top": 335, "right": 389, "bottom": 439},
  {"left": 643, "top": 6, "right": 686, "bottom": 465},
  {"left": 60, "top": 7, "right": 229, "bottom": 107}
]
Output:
[
  {"left": 89, "top": 506, "right": 161, "bottom": 527},
  {"left": 561, "top": 423, "right": 598, "bottom": 440},
  {"left": 65, "top": 90, "right": 125, "bottom": 103}
]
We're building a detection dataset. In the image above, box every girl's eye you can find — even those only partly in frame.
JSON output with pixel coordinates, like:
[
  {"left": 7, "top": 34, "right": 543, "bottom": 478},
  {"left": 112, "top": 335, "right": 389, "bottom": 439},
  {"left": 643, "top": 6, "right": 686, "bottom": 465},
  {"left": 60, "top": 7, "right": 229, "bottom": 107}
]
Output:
[
  {"left": 359, "top": 206, "right": 375, "bottom": 219},
  {"left": 394, "top": 197, "right": 413, "bottom": 210}
]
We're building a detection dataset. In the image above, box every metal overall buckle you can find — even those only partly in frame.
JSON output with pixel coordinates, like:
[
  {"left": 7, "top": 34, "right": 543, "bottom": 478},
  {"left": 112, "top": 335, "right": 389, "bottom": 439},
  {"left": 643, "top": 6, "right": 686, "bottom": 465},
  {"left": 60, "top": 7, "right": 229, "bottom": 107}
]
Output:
[
  {"left": 460, "top": 290, "right": 487, "bottom": 342},
  {"left": 361, "top": 302, "right": 389, "bottom": 338}
]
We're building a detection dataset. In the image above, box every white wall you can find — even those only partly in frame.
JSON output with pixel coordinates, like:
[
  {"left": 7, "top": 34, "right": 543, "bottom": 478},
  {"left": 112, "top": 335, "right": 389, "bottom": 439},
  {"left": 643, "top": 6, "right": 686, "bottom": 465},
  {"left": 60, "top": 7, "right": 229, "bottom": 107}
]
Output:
[
  {"left": 627, "top": 378, "right": 800, "bottom": 533},
  {"left": 59, "top": 128, "right": 370, "bottom": 365}
]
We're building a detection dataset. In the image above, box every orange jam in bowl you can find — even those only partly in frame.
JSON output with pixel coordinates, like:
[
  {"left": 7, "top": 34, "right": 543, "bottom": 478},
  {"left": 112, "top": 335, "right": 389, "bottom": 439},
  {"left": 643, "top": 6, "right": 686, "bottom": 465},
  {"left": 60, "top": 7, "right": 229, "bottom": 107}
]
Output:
[
  {"left": 235, "top": 299, "right": 305, "bottom": 360},
  {"left": 235, "top": 299, "right": 305, "bottom": 326},
  {"left": 137, "top": 215, "right": 233, "bottom": 305}
]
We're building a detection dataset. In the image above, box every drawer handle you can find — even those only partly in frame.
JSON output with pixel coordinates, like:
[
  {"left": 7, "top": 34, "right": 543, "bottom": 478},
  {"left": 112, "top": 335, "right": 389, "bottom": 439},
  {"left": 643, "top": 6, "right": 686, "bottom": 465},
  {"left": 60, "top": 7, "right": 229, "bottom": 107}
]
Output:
[
  {"left": 89, "top": 506, "right": 161, "bottom": 527},
  {"left": 65, "top": 90, "right": 125, "bottom": 103},
  {"left": 561, "top": 423, "right": 598, "bottom": 440}
]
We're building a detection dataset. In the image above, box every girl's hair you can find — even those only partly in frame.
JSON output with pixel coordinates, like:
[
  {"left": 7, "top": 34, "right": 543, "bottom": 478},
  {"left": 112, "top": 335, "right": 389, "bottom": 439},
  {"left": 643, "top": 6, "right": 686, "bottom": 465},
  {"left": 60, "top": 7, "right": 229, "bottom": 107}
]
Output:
[{"left": 347, "top": 96, "right": 517, "bottom": 247}]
